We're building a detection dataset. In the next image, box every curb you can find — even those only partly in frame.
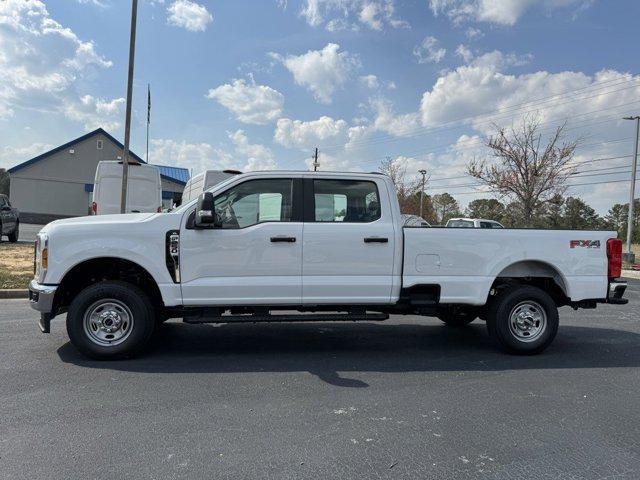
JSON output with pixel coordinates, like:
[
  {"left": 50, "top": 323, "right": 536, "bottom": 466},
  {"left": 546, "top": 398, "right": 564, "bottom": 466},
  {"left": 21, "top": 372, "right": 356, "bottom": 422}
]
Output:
[{"left": 0, "top": 289, "right": 29, "bottom": 299}]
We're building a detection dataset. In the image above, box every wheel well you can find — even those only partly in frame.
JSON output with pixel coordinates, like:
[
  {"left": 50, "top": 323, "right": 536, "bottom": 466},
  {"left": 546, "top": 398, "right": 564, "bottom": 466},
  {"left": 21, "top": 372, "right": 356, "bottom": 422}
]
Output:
[
  {"left": 54, "top": 258, "right": 163, "bottom": 314},
  {"left": 491, "top": 261, "right": 570, "bottom": 306}
]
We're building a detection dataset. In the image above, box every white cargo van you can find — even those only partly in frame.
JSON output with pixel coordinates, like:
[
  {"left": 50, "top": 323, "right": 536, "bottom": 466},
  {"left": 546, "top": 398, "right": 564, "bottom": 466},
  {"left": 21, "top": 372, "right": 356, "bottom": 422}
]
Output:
[
  {"left": 92, "top": 161, "right": 162, "bottom": 215},
  {"left": 181, "top": 170, "right": 240, "bottom": 205}
]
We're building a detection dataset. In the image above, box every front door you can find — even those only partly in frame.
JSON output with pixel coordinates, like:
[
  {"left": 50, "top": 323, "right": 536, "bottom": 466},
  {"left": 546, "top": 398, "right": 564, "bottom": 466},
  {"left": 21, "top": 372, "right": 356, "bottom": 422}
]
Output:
[
  {"left": 302, "top": 178, "right": 396, "bottom": 304},
  {"left": 180, "top": 177, "right": 303, "bottom": 306}
]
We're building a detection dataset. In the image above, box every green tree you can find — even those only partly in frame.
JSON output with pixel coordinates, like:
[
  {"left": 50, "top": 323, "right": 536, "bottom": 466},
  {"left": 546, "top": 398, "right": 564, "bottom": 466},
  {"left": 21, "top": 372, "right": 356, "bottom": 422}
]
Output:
[
  {"left": 432, "top": 192, "right": 461, "bottom": 224},
  {"left": 541, "top": 193, "right": 565, "bottom": 228},
  {"left": 464, "top": 198, "right": 505, "bottom": 222},
  {"left": 606, "top": 200, "right": 640, "bottom": 243},
  {"left": 0, "top": 169, "right": 9, "bottom": 196},
  {"left": 562, "top": 197, "right": 604, "bottom": 230}
]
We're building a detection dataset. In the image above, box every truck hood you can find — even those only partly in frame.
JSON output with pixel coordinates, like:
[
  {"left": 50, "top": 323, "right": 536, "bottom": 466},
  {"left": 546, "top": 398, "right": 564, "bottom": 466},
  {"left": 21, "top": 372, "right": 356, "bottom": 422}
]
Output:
[{"left": 40, "top": 213, "right": 160, "bottom": 236}]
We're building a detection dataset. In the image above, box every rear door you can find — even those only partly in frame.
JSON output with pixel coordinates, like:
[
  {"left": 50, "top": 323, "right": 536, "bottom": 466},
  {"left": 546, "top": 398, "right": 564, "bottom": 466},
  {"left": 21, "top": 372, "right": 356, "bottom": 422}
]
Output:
[
  {"left": 180, "top": 176, "right": 303, "bottom": 305},
  {"left": 126, "top": 166, "right": 161, "bottom": 213},
  {"left": 302, "top": 177, "right": 396, "bottom": 304}
]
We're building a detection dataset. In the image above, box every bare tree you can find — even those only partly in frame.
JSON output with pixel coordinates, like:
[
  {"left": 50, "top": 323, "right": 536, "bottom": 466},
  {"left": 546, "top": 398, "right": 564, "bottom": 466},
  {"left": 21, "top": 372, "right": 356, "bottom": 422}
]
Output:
[
  {"left": 467, "top": 118, "right": 578, "bottom": 227},
  {"left": 379, "top": 157, "right": 427, "bottom": 216}
]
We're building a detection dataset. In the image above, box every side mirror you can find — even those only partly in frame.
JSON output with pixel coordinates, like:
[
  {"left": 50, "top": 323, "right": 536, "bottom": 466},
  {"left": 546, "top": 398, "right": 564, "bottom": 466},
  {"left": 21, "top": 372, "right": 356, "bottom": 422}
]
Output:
[{"left": 194, "top": 192, "right": 217, "bottom": 228}]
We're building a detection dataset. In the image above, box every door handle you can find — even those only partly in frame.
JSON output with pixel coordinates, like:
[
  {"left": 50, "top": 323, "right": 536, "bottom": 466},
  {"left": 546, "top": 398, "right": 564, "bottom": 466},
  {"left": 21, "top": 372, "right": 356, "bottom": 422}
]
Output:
[
  {"left": 364, "top": 237, "right": 388, "bottom": 243},
  {"left": 270, "top": 236, "right": 296, "bottom": 243}
]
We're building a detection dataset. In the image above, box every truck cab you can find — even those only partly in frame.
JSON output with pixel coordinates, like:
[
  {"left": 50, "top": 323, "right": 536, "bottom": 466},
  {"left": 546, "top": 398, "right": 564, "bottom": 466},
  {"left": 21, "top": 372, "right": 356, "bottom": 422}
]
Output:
[{"left": 29, "top": 171, "right": 628, "bottom": 359}]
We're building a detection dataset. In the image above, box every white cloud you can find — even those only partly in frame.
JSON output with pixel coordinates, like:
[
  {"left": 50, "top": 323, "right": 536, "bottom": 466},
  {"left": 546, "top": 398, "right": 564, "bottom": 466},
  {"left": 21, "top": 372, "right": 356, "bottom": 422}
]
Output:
[
  {"left": 428, "top": 0, "right": 593, "bottom": 26},
  {"left": 455, "top": 44, "right": 474, "bottom": 63},
  {"left": 62, "top": 95, "right": 125, "bottom": 131},
  {"left": 370, "top": 97, "right": 420, "bottom": 137},
  {"left": 413, "top": 36, "right": 446, "bottom": 64},
  {"left": 76, "top": 0, "right": 109, "bottom": 7},
  {"left": 167, "top": 0, "right": 212, "bottom": 32},
  {"left": 418, "top": 50, "right": 632, "bottom": 131},
  {"left": 150, "top": 131, "right": 276, "bottom": 174},
  {"left": 465, "top": 26, "right": 484, "bottom": 39},
  {"left": 151, "top": 139, "right": 235, "bottom": 174},
  {"left": 274, "top": 116, "right": 349, "bottom": 148},
  {"left": 0, "top": 0, "right": 121, "bottom": 129},
  {"left": 229, "top": 130, "right": 277, "bottom": 171},
  {"left": 0, "top": 143, "right": 53, "bottom": 170},
  {"left": 359, "top": 74, "right": 380, "bottom": 89},
  {"left": 206, "top": 78, "right": 284, "bottom": 124},
  {"left": 271, "top": 43, "right": 360, "bottom": 104},
  {"left": 298, "top": 0, "right": 408, "bottom": 31}
]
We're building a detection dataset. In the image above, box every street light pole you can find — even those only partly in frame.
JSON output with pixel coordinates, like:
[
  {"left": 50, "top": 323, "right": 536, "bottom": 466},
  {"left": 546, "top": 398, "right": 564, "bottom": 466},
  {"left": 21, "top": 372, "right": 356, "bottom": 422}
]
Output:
[
  {"left": 120, "top": 0, "right": 139, "bottom": 214},
  {"left": 418, "top": 169, "right": 427, "bottom": 218},
  {"left": 623, "top": 116, "right": 640, "bottom": 261}
]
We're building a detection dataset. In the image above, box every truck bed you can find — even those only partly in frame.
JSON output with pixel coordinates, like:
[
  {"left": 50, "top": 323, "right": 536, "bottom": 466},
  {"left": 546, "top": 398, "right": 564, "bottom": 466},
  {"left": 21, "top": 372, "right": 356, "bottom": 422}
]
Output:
[{"left": 402, "top": 228, "right": 615, "bottom": 305}]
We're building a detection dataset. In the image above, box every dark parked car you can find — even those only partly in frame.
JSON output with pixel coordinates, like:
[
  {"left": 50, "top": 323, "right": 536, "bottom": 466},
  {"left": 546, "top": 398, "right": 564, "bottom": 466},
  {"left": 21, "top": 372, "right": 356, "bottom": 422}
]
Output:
[{"left": 0, "top": 194, "right": 19, "bottom": 242}]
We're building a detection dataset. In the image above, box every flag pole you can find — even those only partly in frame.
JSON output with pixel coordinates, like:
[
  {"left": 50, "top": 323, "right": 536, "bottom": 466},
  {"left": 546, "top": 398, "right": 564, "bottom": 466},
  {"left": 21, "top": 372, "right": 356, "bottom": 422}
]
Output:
[{"left": 146, "top": 83, "right": 150, "bottom": 163}]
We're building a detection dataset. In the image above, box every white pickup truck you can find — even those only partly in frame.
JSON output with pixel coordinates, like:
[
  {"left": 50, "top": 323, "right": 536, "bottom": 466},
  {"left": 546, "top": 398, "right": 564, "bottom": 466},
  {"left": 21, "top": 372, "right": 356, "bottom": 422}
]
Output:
[{"left": 29, "top": 171, "right": 628, "bottom": 359}]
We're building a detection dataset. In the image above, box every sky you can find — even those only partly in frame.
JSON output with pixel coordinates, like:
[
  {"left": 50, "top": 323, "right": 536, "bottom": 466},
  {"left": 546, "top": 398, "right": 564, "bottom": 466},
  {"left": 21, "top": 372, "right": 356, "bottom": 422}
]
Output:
[{"left": 1, "top": 0, "right": 639, "bottom": 213}]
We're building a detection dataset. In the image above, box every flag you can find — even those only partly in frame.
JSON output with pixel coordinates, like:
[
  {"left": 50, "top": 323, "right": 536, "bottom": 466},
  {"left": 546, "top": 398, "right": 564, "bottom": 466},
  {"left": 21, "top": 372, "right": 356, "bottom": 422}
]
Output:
[{"left": 147, "top": 84, "right": 151, "bottom": 125}]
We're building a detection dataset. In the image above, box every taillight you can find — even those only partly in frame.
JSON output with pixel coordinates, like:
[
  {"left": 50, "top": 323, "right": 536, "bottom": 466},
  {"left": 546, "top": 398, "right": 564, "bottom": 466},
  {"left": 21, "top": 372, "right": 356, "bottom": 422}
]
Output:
[
  {"left": 92, "top": 202, "right": 97, "bottom": 214},
  {"left": 607, "top": 238, "right": 622, "bottom": 279}
]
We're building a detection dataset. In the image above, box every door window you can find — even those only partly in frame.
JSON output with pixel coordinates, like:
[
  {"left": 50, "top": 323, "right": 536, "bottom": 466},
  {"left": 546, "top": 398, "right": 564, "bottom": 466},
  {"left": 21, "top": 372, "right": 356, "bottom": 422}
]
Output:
[
  {"left": 313, "top": 180, "right": 381, "bottom": 223},
  {"left": 214, "top": 179, "right": 293, "bottom": 229}
]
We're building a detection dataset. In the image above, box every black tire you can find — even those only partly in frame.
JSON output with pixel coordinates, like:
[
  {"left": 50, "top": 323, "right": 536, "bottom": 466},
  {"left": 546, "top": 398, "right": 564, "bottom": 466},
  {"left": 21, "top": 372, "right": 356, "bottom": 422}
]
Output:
[
  {"left": 66, "top": 281, "right": 156, "bottom": 360},
  {"left": 486, "top": 286, "right": 558, "bottom": 355},
  {"left": 438, "top": 306, "right": 477, "bottom": 327},
  {"left": 8, "top": 221, "right": 18, "bottom": 243}
]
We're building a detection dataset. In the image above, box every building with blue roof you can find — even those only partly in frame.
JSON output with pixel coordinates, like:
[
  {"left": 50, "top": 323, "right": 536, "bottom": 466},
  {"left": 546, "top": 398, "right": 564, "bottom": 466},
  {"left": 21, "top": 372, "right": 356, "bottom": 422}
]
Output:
[{"left": 8, "top": 128, "right": 190, "bottom": 222}]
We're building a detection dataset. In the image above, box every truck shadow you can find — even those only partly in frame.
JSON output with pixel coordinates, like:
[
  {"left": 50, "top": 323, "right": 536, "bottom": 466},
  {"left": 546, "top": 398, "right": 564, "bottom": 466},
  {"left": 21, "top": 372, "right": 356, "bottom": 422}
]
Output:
[{"left": 57, "top": 321, "right": 640, "bottom": 388}]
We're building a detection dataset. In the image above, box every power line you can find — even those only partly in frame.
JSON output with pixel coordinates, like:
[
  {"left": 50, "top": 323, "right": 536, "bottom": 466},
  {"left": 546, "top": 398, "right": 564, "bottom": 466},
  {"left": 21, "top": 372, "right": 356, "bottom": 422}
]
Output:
[
  {"left": 438, "top": 176, "right": 640, "bottom": 196},
  {"left": 314, "top": 108, "right": 637, "bottom": 170},
  {"left": 321, "top": 78, "right": 640, "bottom": 151}
]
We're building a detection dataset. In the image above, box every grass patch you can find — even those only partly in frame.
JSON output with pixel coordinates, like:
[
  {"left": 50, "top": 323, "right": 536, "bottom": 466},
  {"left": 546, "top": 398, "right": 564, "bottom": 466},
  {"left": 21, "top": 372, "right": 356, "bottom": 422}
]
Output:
[{"left": 0, "top": 243, "right": 34, "bottom": 289}]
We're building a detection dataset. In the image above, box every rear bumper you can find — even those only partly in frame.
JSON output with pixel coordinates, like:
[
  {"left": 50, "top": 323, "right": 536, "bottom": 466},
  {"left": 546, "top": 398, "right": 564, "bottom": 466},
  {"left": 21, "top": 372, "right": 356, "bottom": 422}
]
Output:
[{"left": 607, "top": 280, "right": 628, "bottom": 305}]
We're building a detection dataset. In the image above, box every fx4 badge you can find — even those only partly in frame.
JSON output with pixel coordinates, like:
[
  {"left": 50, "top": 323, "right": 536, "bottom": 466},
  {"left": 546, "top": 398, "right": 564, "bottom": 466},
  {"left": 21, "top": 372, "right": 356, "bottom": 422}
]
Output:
[{"left": 570, "top": 240, "right": 601, "bottom": 249}]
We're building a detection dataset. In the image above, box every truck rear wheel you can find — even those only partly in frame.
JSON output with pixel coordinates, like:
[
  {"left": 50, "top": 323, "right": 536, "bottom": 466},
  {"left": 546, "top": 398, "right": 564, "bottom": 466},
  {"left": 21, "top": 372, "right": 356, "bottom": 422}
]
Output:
[
  {"left": 66, "top": 281, "right": 156, "bottom": 360},
  {"left": 486, "top": 286, "right": 558, "bottom": 355}
]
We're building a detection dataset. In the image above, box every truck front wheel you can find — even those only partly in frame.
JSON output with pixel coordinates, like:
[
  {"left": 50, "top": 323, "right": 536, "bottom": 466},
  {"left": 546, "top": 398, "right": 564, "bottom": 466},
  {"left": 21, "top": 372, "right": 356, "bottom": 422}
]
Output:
[
  {"left": 487, "top": 286, "right": 558, "bottom": 355},
  {"left": 66, "top": 281, "right": 156, "bottom": 360}
]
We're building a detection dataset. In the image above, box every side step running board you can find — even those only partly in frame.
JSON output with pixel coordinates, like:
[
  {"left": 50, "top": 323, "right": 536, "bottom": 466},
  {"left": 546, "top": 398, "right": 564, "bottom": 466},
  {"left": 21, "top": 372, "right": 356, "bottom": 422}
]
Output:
[{"left": 183, "top": 312, "right": 389, "bottom": 324}]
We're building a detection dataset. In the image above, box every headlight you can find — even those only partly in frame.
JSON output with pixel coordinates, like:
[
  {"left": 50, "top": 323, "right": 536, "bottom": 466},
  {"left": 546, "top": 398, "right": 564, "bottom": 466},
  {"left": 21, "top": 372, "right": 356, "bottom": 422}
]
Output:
[{"left": 35, "top": 233, "right": 48, "bottom": 283}]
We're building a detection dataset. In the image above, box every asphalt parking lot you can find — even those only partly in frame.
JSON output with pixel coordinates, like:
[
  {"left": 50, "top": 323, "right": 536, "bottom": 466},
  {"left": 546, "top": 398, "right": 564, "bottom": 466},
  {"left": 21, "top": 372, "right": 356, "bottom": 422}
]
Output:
[{"left": 1, "top": 281, "right": 639, "bottom": 479}]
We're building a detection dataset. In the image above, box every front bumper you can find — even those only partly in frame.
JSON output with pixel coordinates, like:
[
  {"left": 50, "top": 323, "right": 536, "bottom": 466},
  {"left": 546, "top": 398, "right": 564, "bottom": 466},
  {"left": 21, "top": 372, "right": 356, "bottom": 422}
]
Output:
[
  {"left": 607, "top": 280, "right": 628, "bottom": 305},
  {"left": 29, "top": 279, "right": 57, "bottom": 333}
]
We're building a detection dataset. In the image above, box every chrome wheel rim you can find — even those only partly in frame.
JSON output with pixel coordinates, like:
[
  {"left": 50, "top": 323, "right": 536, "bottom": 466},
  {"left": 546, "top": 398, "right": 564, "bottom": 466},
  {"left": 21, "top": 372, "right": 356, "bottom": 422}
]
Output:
[
  {"left": 508, "top": 301, "right": 547, "bottom": 343},
  {"left": 83, "top": 299, "right": 134, "bottom": 347}
]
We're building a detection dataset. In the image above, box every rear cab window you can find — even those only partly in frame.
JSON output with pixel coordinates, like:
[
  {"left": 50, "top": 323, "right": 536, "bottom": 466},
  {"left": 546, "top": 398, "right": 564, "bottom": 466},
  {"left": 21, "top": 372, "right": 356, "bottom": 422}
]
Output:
[
  {"left": 448, "top": 220, "right": 474, "bottom": 228},
  {"left": 312, "top": 179, "right": 381, "bottom": 223}
]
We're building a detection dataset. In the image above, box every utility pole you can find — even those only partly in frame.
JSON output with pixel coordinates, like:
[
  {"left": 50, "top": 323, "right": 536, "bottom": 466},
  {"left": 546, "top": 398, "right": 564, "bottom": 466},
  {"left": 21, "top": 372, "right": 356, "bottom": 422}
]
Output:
[
  {"left": 623, "top": 116, "right": 640, "bottom": 262},
  {"left": 313, "top": 148, "right": 319, "bottom": 171},
  {"left": 419, "top": 169, "right": 427, "bottom": 218},
  {"left": 120, "top": 0, "right": 138, "bottom": 214}
]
